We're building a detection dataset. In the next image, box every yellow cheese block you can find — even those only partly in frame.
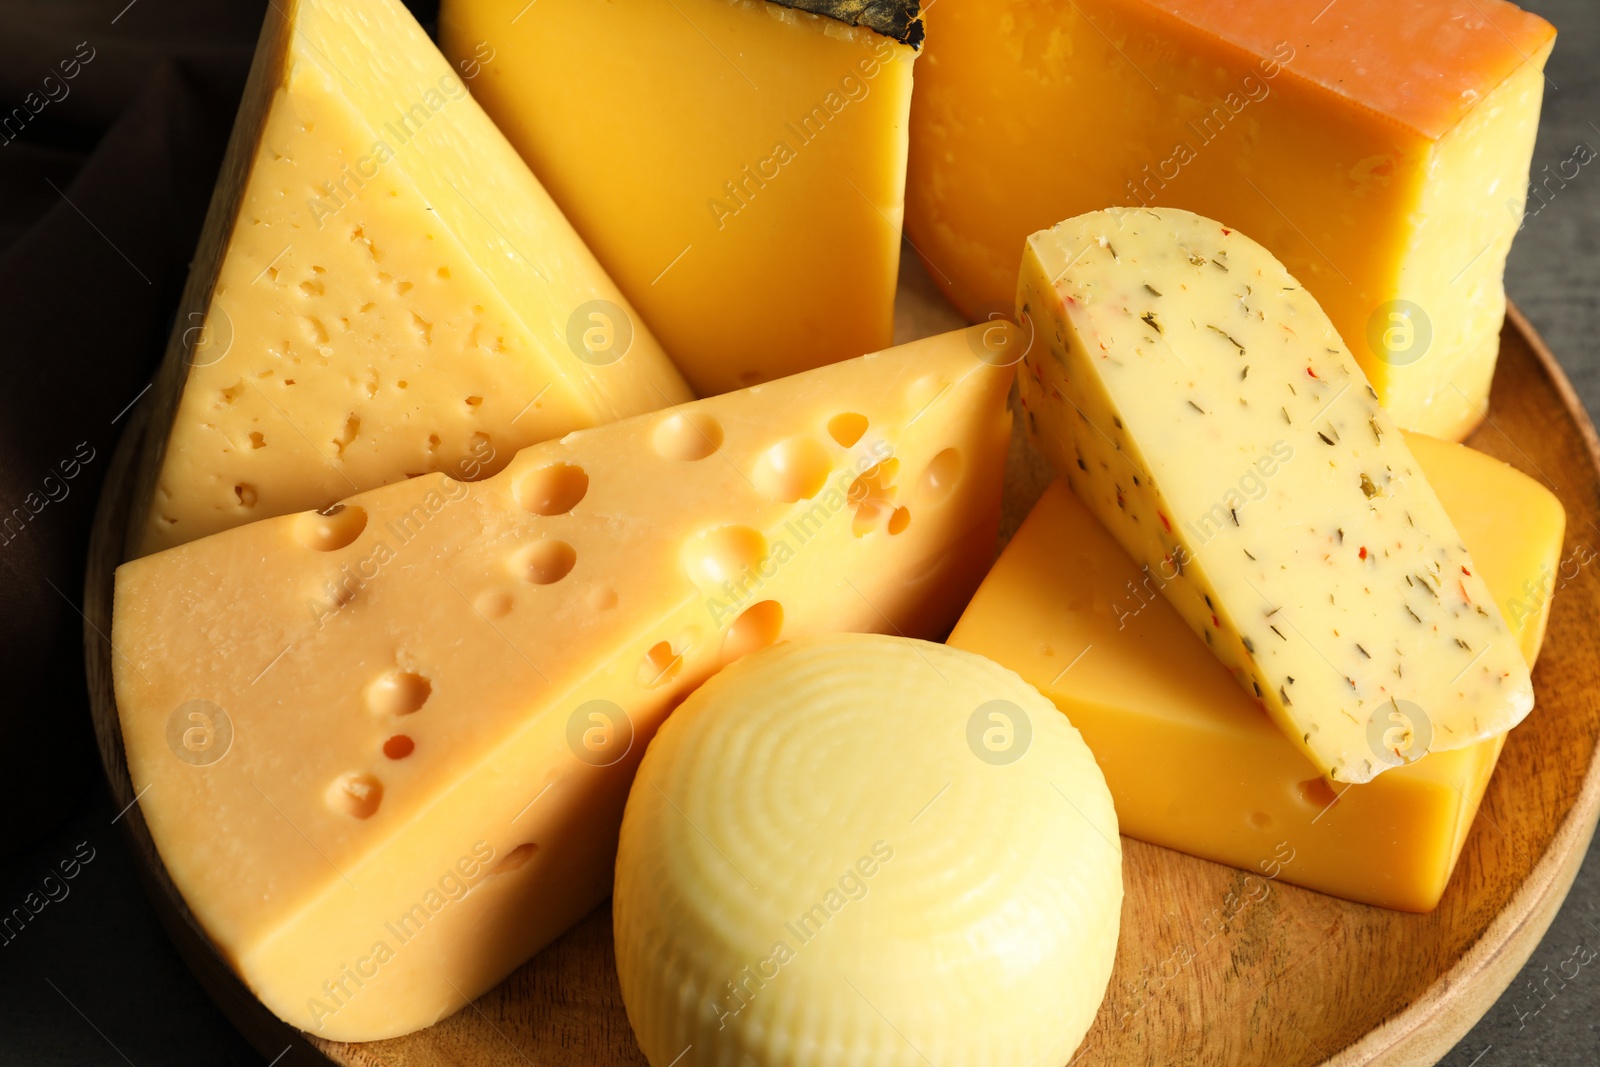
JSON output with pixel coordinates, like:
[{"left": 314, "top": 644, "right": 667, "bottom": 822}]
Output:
[
  {"left": 112, "top": 326, "right": 1013, "bottom": 1041},
  {"left": 907, "top": 0, "right": 1553, "bottom": 439},
  {"left": 439, "top": 0, "right": 920, "bottom": 395},
  {"left": 615, "top": 634, "right": 1122, "bottom": 1067},
  {"left": 136, "top": 0, "right": 691, "bottom": 556},
  {"left": 949, "top": 432, "right": 1565, "bottom": 911}
]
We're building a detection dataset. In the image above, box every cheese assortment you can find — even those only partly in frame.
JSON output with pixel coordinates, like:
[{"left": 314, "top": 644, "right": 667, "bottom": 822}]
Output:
[
  {"left": 614, "top": 634, "right": 1122, "bottom": 1067},
  {"left": 1017, "top": 208, "right": 1533, "bottom": 784},
  {"left": 906, "top": 0, "right": 1554, "bottom": 439},
  {"left": 106, "top": 0, "right": 1573, "bottom": 1055},
  {"left": 950, "top": 434, "right": 1564, "bottom": 911},
  {"left": 134, "top": 0, "right": 690, "bottom": 556},
  {"left": 439, "top": 0, "right": 921, "bottom": 394},
  {"left": 112, "top": 327, "right": 1011, "bottom": 1041}
]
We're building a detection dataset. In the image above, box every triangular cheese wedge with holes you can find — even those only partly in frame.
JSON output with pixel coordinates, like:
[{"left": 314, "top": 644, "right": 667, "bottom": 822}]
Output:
[
  {"left": 132, "top": 0, "right": 691, "bottom": 557},
  {"left": 111, "top": 325, "right": 1013, "bottom": 1041},
  {"left": 1017, "top": 207, "right": 1533, "bottom": 784}
]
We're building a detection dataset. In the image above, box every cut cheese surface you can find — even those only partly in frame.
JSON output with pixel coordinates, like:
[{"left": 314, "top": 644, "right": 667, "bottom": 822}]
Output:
[
  {"left": 949, "top": 433, "right": 1565, "bottom": 911},
  {"left": 439, "top": 0, "right": 919, "bottom": 395},
  {"left": 906, "top": 0, "right": 1553, "bottom": 439},
  {"left": 137, "top": 0, "right": 690, "bottom": 556},
  {"left": 111, "top": 326, "right": 1012, "bottom": 1041},
  {"left": 1017, "top": 208, "right": 1533, "bottom": 784},
  {"left": 615, "top": 634, "right": 1121, "bottom": 1067}
]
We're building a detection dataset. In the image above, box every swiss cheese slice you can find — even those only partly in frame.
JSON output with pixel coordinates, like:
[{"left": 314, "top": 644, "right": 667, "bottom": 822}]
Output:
[
  {"left": 907, "top": 0, "right": 1553, "bottom": 439},
  {"left": 950, "top": 433, "right": 1565, "bottom": 911},
  {"left": 134, "top": 0, "right": 691, "bottom": 556},
  {"left": 111, "top": 326, "right": 1012, "bottom": 1041},
  {"left": 615, "top": 634, "right": 1121, "bottom": 1067},
  {"left": 439, "top": 0, "right": 921, "bottom": 395},
  {"left": 1017, "top": 208, "right": 1533, "bottom": 784}
]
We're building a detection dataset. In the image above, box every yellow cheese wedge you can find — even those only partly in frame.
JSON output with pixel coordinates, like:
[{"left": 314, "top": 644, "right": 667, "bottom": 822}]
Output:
[
  {"left": 439, "top": 0, "right": 920, "bottom": 395},
  {"left": 949, "top": 433, "right": 1565, "bottom": 912},
  {"left": 134, "top": 0, "right": 691, "bottom": 557},
  {"left": 615, "top": 634, "right": 1122, "bottom": 1066},
  {"left": 907, "top": 0, "right": 1553, "bottom": 439},
  {"left": 111, "top": 326, "right": 1012, "bottom": 1041},
  {"left": 1018, "top": 208, "right": 1533, "bottom": 784}
]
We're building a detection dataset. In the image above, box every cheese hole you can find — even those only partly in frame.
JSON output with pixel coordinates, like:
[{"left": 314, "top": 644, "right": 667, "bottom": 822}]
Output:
[
  {"left": 888, "top": 506, "right": 911, "bottom": 535},
  {"left": 682, "top": 525, "right": 767, "bottom": 588},
  {"left": 465, "top": 395, "right": 483, "bottom": 409},
  {"left": 907, "top": 374, "right": 949, "bottom": 411},
  {"left": 587, "top": 587, "right": 617, "bottom": 612},
  {"left": 918, "top": 448, "right": 963, "bottom": 505},
  {"left": 491, "top": 842, "right": 539, "bottom": 875},
  {"left": 474, "top": 590, "right": 513, "bottom": 618},
  {"left": 639, "top": 641, "right": 683, "bottom": 687},
  {"left": 652, "top": 411, "right": 723, "bottom": 461},
  {"left": 519, "top": 540, "right": 577, "bottom": 585},
  {"left": 752, "top": 437, "right": 831, "bottom": 502},
  {"left": 248, "top": 431, "right": 266, "bottom": 449},
  {"left": 295, "top": 503, "right": 367, "bottom": 550},
  {"left": 383, "top": 735, "right": 415, "bottom": 760},
  {"left": 516, "top": 462, "right": 588, "bottom": 515},
  {"left": 1249, "top": 811, "right": 1273, "bottom": 831},
  {"left": 328, "top": 774, "right": 382, "bottom": 819},
  {"left": 367, "top": 671, "right": 431, "bottom": 717},
  {"left": 722, "top": 600, "right": 783, "bottom": 661},
  {"left": 1298, "top": 776, "right": 1340, "bottom": 810},
  {"left": 848, "top": 459, "right": 900, "bottom": 537},
  {"left": 234, "top": 483, "right": 258, "bottom": 508},
  {"left": 827, "top": 412, "right": 869, "bottom": 448}
]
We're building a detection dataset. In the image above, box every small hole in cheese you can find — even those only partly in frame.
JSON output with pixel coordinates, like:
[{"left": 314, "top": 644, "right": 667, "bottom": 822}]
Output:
[
  {"left": 366, "top": 671, "right": 431, "bottom": 717},
  {"left": 640, "top": 641, "right": 683, "bottom": 687},
  {"left": 651, "top": 411, "right": 723, "bottom": 461},
  {"left": 491, "top": 842, "right": 539, "bottom": 875},
  {"left": 294, "top": 504, "right": 367, "bottom": 550},
  {"left": 888, "top": 506, "right": 911, "bottom": 535},
  {"left": 516, "top": 462, "right": 588, "bottom": 515},
  {"left": 520, "top": 540, "right": 577, "bottom": 585},
  {"left": 234, "top": 483, "right": 257, "bottom": 508},
  {"left": 1297, "top": 776, "right": 1340, "bottom": 810},
  {"left": 474, "top": 590, "right": 513, "bottom": 618},
  {"left": 1249, "top": 811, "right": 1273, "bottom": 831},
  {"left": 827, "top": 413, "right": 869, "bottom": 448},
  {"left": 918, "top": 448, "right": 963, "bottom": 505},
  {"left": 248, "top": 431, "right": 266, "bottom": 450},
  {"left": 752, "top": 437, "right": 831, "bottom": 502},
  {"left": 328, "top": 773, "right": 382, "bottom": 819},
  {"left": 722, "top": 600, "right": 783, "bottom": 661},
  {"left": 682, "top": 525, "right": 767, "bottom": 588},
  {"left": 383, "top": 735, "right": 415, "bottom": 760}
]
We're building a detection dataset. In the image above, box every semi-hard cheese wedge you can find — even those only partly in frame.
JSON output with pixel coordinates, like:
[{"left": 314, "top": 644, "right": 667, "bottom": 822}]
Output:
[
  {"left": 111, "top": 326, "right": 1012, "bottom": 1041},
  {"left": 133, "top": 0, "right": 691, "bottom": 556},
  {"left": 949, "top": 433, "right": 1565, "bottom": 911},
  {"left": 1018, "top": 209, "right": 1533, "bottom": 784},
  {"left": 615, "top": 634, "right": 1122, "bottom": 1067},
  {"left": 439, "top": 0, "right": 920, "bottom": 395},
  {"left": 907, "top": 0, "right": 1554, "bottom": 439}
]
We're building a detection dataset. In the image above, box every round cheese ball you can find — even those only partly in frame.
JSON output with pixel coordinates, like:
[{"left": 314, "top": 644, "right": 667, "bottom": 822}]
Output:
[{"left": 614, "top": 633, "right": 1122, "bottom": 1066}]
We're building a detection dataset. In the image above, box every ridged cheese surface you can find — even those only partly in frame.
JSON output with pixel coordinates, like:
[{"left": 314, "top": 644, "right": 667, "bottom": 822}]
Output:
[
  {"left": 614, "top": 634, "right": 1122, "bottom": 1066},
  {"left": 1017, "top": 208, "right": 1533, "bottom": 783}
]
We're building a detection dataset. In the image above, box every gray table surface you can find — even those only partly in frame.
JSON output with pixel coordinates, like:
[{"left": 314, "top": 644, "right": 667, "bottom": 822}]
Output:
[{"left": 2, "top": 0, "right": 1598, "bottom": 1064}]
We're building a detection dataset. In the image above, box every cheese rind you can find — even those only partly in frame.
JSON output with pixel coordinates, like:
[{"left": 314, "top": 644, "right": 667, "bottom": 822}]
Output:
[
  {"left": 112, "top": 327, "right": 1012, "bottom": 1041},
  {"left": 137, "top": 0, "right": 690, "bottom": 556},
  {"left": 906, "top": 0, "right": 1553, "bottom": 439},
  {"left": 440, "top": 0, "right": 917, "bottom": 395},
  {"left": 615, "top": 634, "right": 1121, "bottom": 1066},
  {"left": 1017, "top": 208, "right": 1533, "bottom": 783},
  {"left": 948, "top": 433, "right": 1564, "bottom": 911}
]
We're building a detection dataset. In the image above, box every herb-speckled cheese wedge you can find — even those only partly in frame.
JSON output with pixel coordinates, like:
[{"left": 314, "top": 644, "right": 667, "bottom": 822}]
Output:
[{"left": 1017, "top": 208, "right": 1533, "bottom": 784}]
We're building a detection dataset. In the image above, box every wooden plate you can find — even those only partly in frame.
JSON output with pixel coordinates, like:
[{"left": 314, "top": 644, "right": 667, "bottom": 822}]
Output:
[{"left": 84, "top": 282, "right": 1600, "bottom": 1067}]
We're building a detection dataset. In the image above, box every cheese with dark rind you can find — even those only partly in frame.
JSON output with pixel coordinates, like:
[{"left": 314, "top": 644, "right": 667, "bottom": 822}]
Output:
[
  {"left": 1017, "top": 207, "right": 1533, "bottom": 784},
  {"left": 774, "top": 0, "right": 923, "bottom": 45}
]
